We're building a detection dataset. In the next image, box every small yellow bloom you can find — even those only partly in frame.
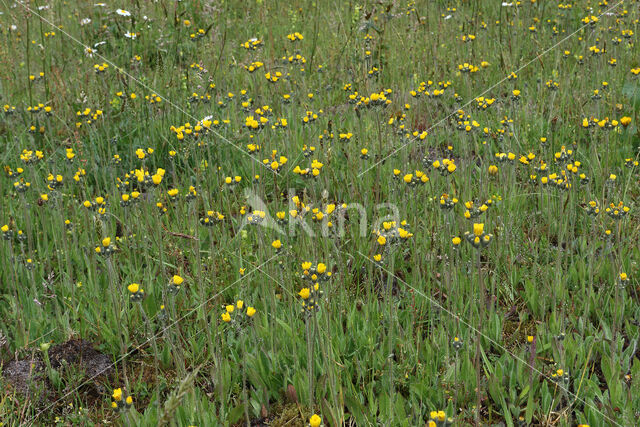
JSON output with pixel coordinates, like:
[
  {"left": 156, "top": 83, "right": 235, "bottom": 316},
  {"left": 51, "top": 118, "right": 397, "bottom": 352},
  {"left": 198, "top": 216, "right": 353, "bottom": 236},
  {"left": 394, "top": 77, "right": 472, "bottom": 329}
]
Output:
[
  {"left": 309, "top": 414, "right": 322, "bottom": 427},
  {"left": 299, "top": 288, "right": 311, "bottom": 299},
  {"left": 246, "top": 306, "right": 257, "bottom": 317},
  {"left": 473, "top": 223, "right": 484, "bottom": 237}
]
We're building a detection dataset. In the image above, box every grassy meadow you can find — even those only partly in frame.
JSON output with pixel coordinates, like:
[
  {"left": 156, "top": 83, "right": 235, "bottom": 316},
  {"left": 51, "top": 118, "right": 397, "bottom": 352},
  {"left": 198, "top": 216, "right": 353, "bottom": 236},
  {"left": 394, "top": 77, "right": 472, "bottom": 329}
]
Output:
[{"left": 1, "top": 0, "right": 640, "bottom": 425}]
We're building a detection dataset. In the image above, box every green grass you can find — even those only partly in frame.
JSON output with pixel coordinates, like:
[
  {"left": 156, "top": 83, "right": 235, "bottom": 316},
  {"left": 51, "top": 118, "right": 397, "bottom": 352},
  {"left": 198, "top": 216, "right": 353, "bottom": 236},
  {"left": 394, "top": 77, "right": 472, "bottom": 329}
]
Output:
[{"left": 1, "top": 0, "right": 640, "bottom": 425}]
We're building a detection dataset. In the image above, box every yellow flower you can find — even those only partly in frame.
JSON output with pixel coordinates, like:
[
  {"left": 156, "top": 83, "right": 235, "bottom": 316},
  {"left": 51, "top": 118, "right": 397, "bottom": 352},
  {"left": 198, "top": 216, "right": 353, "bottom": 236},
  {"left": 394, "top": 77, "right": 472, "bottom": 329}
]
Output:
[
  {"left": 246, "top": 307, "right": 257, "bottom": 317},
  {"left": 316, "top": 263, "right": 327, "bottom": 274},
  {"left": 1, "top": 225, "right": 8, "bottom": 233},
  {"left": 112, "top": 388, "right": 122, "bottom": 401},
  {"left": 236, "top": 300, "right": 244, "bottom": 309},
  {"left": 127, "top": 283, "right": 140, "bottom": 293},
  {"left": 527, "top": 335, "right": 534, "bottom": 343},
  {"left": 172, "top": 275, "right": 184, "bottom": 285},
  {"left": 125, "top": 396, "right": 133, "bottom": 405},
  {"left": 299, "top": 288, "right": 311, "bottom": 299},
  {"left": 377, "top": 235, "right": 387, "bottom": 245},
  {"left": 221, "top": 312, "right": 231, "bottom": 322},
  {"left": 272, "top": 240, "right": 282, "bottom": 249},
  {"left": 620, "top": 116, "right": 632, "bottom": 127},
  {"left": 309, "top": 414, "right": 322, "bottom": 427},
  {"left": 473, "top": 223, "right": 484, "bottom": 237},
  {"left": 226, "top": 304, "right": 235, "bottom": 313},
  {"left": 488, "top": 165, "right": 498, "bottom": 175},
  {"left": 452, "top": 237, "right": 461, "bottom": 245},
  {"left": 102, "top": 237, "right": 111, "bottom": 247}
]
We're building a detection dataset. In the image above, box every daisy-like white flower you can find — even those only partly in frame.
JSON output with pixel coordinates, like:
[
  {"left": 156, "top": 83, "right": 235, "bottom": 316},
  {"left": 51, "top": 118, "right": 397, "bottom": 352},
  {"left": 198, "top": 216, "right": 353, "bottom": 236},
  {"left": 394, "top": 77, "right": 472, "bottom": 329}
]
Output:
[
  {"left": 124, "top": 32, "right": 137, "bottom": 39},
  {"left": 81, "top": 18, "right": 92, "bottom": 26},
  {"left": 116, "top": 9, "right": 131, "bottom": 16}
]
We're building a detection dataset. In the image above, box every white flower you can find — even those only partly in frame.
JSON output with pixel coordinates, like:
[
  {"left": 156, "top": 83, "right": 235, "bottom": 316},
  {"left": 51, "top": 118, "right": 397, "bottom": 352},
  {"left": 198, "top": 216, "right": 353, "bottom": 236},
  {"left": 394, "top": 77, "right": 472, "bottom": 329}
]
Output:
[
  {"left": 116, "top": 9, "right": 131, "bottom": 16},
  {"left": 444, "top": 15, "right": 452, "bottom": 20},
  {"left": 94, "top": 41, "right": 107, "bottom": 47},
  {"left": 501, "top": 2, "right": 513, "bottom": 6},
  {"left": 124, "top": 32, "right": 137, "bottom": 39},
  {"left": 94, "top": 3, "right": 106, "bottom": 6},
  {"left": 84, "top": 47, "right": 95, "bottom": 57},
  {"left": 81, "top": 18, "right": 92, "bottom": 26}
]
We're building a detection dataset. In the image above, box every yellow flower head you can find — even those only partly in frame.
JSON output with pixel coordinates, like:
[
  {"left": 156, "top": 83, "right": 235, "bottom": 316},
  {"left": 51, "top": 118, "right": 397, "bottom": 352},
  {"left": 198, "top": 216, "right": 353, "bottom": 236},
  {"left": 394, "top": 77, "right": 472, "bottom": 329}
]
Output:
[
  {"left": 299, "top": 288, "right": 311, "bottom": 299},
  {"left": 473, "top": 223, "right": 484, "bottom": 237},
  {"left": 309, "top": 414, "right": 322, "bottom": 427}
]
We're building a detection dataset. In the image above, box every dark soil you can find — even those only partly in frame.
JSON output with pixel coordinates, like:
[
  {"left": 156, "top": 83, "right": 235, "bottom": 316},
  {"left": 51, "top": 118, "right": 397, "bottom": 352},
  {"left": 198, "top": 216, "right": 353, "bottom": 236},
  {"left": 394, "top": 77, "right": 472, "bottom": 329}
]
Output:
[{"left": 2, "top": 339, "right": 112, "bottom": 395}]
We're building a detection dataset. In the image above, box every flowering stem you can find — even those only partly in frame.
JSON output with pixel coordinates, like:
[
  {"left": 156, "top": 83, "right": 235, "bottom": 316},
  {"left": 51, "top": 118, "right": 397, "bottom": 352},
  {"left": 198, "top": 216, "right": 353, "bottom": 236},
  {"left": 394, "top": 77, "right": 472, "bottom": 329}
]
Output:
[
  {"left": 108, "top": 258, "right": 129, "bottom": 391},
  {"left": 139, "top": 303, "right": 160, "bottom": 400},
  {"left": 475, "top": 248, "right": 484, "bottom": 425},
  {"left": 243, "top": 341, "right": 250, "bottom": 427},
  {"left": 386, "top": 255, "right": 395, "bottom": 413},
  {"left": 306, "top": 316, "right": 315, "bottom": 412}
]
